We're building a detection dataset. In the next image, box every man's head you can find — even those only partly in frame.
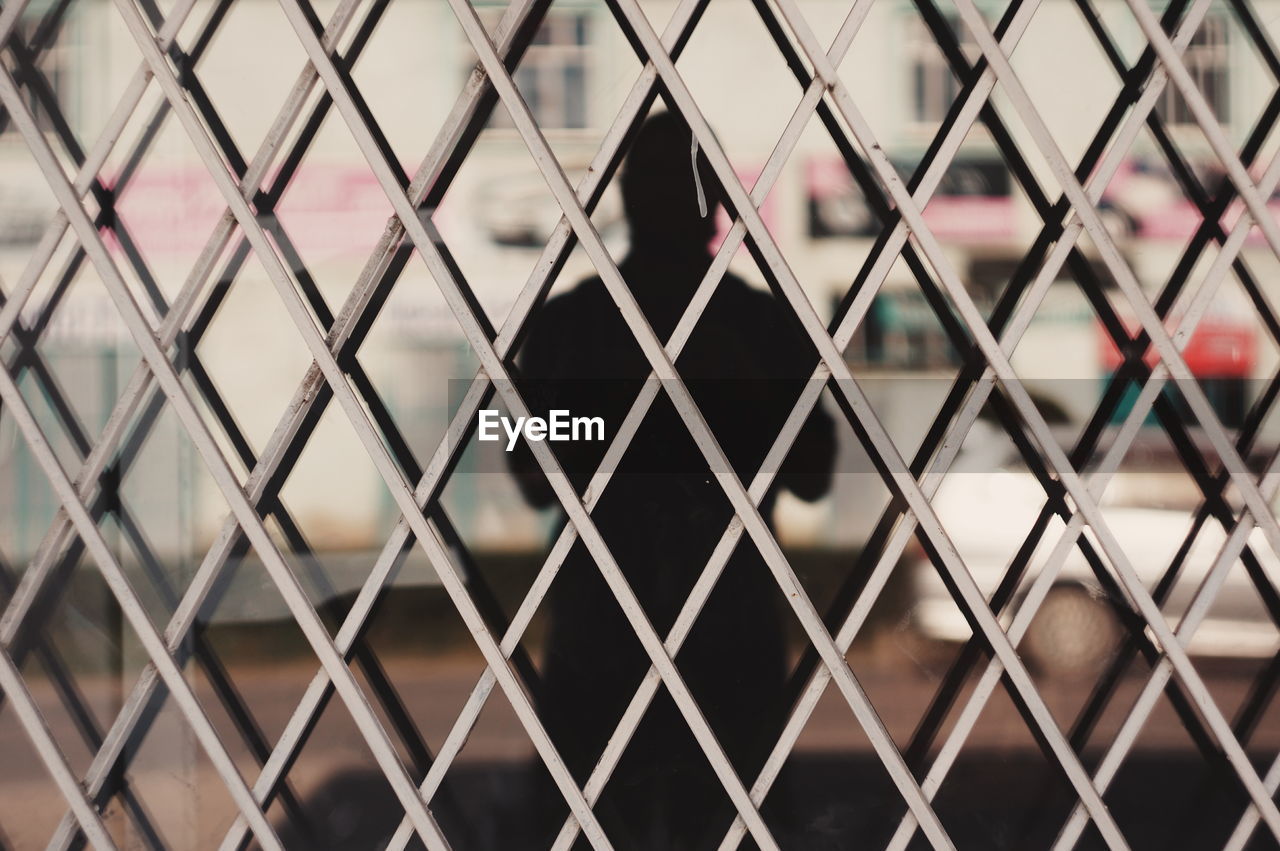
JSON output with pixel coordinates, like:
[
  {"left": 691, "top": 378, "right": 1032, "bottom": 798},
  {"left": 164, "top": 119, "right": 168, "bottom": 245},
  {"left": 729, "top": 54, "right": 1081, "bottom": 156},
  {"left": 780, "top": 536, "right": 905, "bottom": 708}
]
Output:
[{"left": 620, "top": 110, "right": 721, "bottom": 252}]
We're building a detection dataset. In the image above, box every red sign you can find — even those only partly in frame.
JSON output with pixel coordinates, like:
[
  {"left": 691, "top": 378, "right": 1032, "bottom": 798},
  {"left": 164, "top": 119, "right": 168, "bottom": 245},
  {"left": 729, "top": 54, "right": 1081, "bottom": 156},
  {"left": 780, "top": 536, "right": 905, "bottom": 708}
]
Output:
[{"left": 1098, "top": 315, "right": 1256, "bottom": 377}]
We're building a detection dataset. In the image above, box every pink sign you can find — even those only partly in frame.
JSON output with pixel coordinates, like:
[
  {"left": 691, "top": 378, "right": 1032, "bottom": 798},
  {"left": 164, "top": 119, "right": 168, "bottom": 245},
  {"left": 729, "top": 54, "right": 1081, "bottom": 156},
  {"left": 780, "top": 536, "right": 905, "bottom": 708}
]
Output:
[
  {"left": 1104, "top": 159, "right": 1280, "bottom": 244},
  {"left": 805, "top": 156, "right": 1016, "bottom": 242},
  {"left": 109, "top": 164, "right": 394, "bottom": 259}
]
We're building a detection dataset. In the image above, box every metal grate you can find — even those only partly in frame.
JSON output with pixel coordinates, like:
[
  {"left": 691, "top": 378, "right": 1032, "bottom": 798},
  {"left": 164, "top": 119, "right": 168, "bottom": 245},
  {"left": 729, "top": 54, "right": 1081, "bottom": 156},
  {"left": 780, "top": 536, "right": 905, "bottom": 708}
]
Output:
[{"left": 1, "top": 0, "right": 1280, "bottom": 846}]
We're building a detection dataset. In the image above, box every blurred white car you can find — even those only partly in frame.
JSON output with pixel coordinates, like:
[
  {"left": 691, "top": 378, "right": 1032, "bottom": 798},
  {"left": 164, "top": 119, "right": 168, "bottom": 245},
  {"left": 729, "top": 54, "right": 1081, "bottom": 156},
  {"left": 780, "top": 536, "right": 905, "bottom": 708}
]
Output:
[{"left": 909, "top": 423, "right": 1280, "bottom": 676}]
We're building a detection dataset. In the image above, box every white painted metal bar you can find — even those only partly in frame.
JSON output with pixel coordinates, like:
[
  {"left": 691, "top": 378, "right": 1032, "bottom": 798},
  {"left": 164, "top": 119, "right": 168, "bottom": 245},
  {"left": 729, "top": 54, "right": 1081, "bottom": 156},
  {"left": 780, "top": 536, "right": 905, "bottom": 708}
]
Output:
[
  {"left": 430, "top": 0, "right": 987, "bottom": 845},
  {"left": 0, "top": 358, "right": 284, "bottom": 851},
  {"left": 272, "top": 0, "right": 781, "bottom": 844},
  {"left": 875, "top": 0, "right": 1241, "bottom": 844},
  {"left": 1039, "top": 149, "right": 1280, "bottom": 851},
  {"left": 716, "top": 0, "right": 1214, "bottom": 844},
  {"left": 0, "top": 60, "right": 300, "bottom": 851},
  {"left": 575, "top": 0, "right": 1143, "bottom": 844},
  {"left": 545, "top": 1, "right": 1045, "bottom": 844},
  {"left": 261, "top": 3, "right": 749, "bottom": 848},
  {"left": 14, "top": 0, "right": 366, "bottom": 655},
  {"left": 3, "top": 0, "right": 1279, "bottom": 844},
  {"left": 0, "top": 9, "right": 295, "bottom": 843},
  {"left": 903, "top": 141, "right": 1280, "bottom": 851},
  {"left": 814, "top": 9, "right": 1280, "bottom": 844},
  {"left": 863, "top": 0, "right": 1280, "bottom": 837},
  {"left": 0, "top": 0, "right": 200, "bottom": 346},
  {"left": 849, "top": 3, "right": 1280, "bottom": 839},
  {"left": 0, "top": 0, "right": 35, "bottom": 49},
  {"left": 1226, "top": 634, "right": 1280, "bottom": 848},
  {"left": 0, "top": 644, "right": 117, "bottom": 850},
  {"left": 221, "top": 7, "right": 657, "bottom": 850},
  {"left": 1047, "top": 145, "right": 1280, "bottom": 849},
  {"left": 28, "top": 3, "right": 432, "bottom": 844},
  {"left": 570, "top": 0, "right": 1280, "bottom": 844},
  {"left": 950, "top": 0, "right": 1280, "bottom": 558},
  {"left": 1, "top": 9, "right": 456, "bottom": 848},
  {"left": 1057, "top": 458, "right": 1280, "bottom": 850},
  {"left": 16, "top": 3, "right": 401, "bottom": 838},
  {"left": 114, "top": 3, "right": 616, "bottom": 846},
  {"left": 112, "top": 0, "right": 616, "bottom": 844},
  {"left": 7, "top": 16, "right": 998, "bottom": 849},
  {"left": 0, "top": 0, "right": 357, "bottom": 647},
  {"left": 494, "top": 0, "right": 1172, "bottom": 839},
  {"left": 385, "top": 14, "right": 874, "bottom": 847},
  {"left": 473, "top": 0, "right": 1177, "bottom": 844},
  {"left": 678, "top": 0, "right": 1269, "bottom": 842}
]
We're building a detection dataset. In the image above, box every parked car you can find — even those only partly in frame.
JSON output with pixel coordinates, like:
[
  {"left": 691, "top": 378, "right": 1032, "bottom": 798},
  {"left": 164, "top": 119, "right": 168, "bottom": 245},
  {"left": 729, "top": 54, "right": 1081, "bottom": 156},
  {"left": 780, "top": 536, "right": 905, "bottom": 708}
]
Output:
[{"left": 909, "top": 422, "right": 1280, "bottom": 676}]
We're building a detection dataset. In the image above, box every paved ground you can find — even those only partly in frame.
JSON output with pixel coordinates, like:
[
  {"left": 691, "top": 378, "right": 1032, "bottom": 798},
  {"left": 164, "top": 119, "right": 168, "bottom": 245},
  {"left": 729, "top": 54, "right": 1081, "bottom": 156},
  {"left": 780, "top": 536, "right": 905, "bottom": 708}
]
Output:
[{"left": 2, "top": 634, "right": 1280, "bottom": 849}]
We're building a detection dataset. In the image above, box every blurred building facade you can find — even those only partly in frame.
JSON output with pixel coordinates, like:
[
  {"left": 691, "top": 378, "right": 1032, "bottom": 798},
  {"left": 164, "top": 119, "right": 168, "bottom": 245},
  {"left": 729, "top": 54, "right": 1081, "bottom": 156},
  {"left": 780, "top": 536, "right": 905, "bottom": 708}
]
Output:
[{"left": 2, "top": 0, "right": 1278, "bottom": 564}]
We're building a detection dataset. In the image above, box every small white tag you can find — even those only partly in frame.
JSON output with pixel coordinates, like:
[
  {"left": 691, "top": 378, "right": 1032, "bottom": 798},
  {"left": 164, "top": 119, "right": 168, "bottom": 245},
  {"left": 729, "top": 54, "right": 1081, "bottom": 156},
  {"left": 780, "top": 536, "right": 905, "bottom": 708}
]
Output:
[{"left": 690, "top": 132, "right": 708, "bottom": 218}]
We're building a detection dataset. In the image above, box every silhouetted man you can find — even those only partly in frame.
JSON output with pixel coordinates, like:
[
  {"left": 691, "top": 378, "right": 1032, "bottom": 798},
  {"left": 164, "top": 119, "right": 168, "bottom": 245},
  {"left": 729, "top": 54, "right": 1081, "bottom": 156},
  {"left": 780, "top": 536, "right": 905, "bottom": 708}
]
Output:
[{"left": 511, "top": 108, "right": 836, "bottom": 849}]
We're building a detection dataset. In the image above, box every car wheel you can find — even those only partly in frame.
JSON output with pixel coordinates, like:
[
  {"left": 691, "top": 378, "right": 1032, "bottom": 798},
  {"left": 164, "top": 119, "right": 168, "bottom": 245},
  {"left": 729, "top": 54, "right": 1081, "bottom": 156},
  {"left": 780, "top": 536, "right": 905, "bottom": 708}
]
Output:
[{"left": 1021, "top": 583, "right": 1123, "bottom": 679}]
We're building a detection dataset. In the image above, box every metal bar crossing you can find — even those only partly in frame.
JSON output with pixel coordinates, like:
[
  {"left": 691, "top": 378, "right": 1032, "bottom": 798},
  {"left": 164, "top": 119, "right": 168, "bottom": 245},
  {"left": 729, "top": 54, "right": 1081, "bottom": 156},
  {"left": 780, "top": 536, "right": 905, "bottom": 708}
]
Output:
[{"left": 3, "top": 0, "right": 1280, "bottom": 846}]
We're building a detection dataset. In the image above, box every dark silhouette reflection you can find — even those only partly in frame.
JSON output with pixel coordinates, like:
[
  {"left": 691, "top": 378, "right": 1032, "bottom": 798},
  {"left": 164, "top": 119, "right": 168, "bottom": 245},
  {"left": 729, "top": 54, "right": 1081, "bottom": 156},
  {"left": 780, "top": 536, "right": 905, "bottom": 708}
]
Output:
[
  {"left": 510, "top": 109, "right": 836, "bottom": 849},
  {"left": 268, "top": 748, "right": 1276, "bottom": 849}
]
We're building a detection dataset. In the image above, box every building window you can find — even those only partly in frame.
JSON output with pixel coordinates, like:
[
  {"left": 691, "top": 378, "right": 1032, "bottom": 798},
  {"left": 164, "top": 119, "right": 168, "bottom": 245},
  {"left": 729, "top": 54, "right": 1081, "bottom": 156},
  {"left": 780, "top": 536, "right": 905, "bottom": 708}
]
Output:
[
  {"left": 849, "top": 290, "right": 962, "bottom": 369},
  {"left": 1158, "top": 15, "right": 1229, "bottom": 126},
  {"left": 8, "top": 7, "right": 73, "bottom": 136},
  {"left": 905, "top": 14, "right": 979, "bottom": 126},
  {"left": 481, "top": 10, "right": 591, "bottom": 131}
]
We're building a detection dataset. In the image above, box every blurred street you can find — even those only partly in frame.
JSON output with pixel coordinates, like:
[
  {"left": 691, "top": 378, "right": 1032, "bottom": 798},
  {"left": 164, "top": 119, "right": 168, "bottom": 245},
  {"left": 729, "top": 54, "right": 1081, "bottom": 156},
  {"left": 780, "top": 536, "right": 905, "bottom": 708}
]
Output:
[{"left": 3, "top": 631, "right": 1279, "bottom": 849}]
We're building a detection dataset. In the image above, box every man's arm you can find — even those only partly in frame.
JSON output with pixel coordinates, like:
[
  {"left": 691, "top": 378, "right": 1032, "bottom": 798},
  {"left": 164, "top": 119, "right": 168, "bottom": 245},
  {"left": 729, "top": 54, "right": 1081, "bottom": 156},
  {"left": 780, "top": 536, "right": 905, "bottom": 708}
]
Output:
[
  {"left": 765, "top": 294, "right": 837, "bottom": 502},
  {"left": 508, "top": 304, "right": 562, "bottom": 509}
]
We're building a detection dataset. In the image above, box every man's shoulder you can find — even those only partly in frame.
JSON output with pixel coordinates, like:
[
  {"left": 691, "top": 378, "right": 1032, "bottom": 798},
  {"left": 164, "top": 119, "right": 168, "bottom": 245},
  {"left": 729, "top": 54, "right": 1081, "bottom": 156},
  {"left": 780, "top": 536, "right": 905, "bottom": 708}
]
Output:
[
  {"left": 537, "top": 276, "right": 612, "bottom": 322},
  {"left": 540, "top": 271, "right": 790, "bottom": 330},
  {"left": 712, "top": 274, "right": 793, "bottom": 323}
]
